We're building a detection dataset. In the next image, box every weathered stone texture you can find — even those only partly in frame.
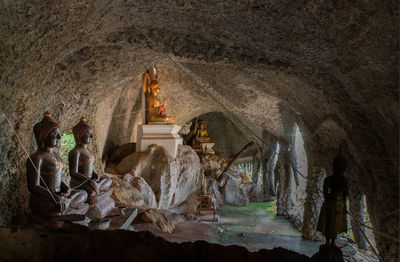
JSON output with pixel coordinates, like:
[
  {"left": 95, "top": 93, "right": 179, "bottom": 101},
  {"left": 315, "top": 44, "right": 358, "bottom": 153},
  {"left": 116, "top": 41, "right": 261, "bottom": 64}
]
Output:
[
  {"left": 116, "top": 145, "right": 202, "bottom": 209},
  {"left": 0, "top": 1, "right": 397, "bottom": 259},
  {"left": 302, "top": 166, "right": 326, "bottom": 242},
  {"left": 220, "top": 171, "right": 249, "bottom": 206}
]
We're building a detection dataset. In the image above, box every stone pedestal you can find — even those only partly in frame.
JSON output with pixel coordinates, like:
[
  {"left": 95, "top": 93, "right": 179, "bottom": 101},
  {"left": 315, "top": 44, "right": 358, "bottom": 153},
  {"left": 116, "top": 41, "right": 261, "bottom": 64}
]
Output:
[
  {"left": 87, "top": 188, "right": 115, "bottom": 219},
  {"left": 136, "top": 124, "right": 182, "bottom": 158},
  {"left": 65, "top": 203, "right": 90, "bottom": 216}
]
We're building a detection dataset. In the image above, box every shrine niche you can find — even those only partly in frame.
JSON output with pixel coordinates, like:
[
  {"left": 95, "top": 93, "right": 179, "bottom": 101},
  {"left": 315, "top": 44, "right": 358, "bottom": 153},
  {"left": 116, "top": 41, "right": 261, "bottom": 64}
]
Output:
[
  {"left": 136, "top": 67, "right": 182, "bottom": 158},
  {"left": 192, "top": 120, "right": 215, "bottom": 155}
]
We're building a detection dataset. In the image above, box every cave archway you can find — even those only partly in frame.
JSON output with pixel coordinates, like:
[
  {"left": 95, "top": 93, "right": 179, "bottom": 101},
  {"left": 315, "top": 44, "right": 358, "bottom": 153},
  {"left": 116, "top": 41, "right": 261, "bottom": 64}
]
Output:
[{"left": 0, "top": 1, "right": 397, "bottom": 260}]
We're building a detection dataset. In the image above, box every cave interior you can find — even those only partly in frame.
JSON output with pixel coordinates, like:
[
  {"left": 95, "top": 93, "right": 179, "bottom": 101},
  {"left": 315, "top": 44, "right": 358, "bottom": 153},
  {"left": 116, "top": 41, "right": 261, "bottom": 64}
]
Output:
[{"left": 0, "top": 1, "right": 398, "bottom": 261}]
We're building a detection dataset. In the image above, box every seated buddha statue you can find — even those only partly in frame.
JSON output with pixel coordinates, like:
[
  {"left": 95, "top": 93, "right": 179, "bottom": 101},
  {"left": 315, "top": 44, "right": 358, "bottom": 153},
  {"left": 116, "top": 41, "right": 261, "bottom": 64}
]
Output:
[
  {"left": 69, "top": 117, "right": 112, "bottom": 197},
  {"left": 26, "top": 112, "right": 88, "bottom": 216},
  {"left": 195, "top": 121, "right": 211, "bottom": 143},
  {"left": 143, "top": 68, "right": 174, "bottom": 124},
  {"left": 242, "top": 173, "right": 250, "bottom": 183}
]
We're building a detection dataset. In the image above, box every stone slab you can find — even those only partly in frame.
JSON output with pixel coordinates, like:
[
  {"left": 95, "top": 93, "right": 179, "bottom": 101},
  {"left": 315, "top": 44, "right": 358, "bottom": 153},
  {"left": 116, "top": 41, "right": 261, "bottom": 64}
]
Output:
[
  {"left": 87, "top": 198, "right": 115, "bottom": 219},
  {"left": 120, "top": 208, "right": 138, "bottom": 230},
  {"left": 109, "top": 208, "right": 138, "bottom": 230},
  {"left": 65, "top": 203, "right": 90, "bottom": 216},
  {"left": 89, "top": 188, "right": 113, "bottom": 205}
]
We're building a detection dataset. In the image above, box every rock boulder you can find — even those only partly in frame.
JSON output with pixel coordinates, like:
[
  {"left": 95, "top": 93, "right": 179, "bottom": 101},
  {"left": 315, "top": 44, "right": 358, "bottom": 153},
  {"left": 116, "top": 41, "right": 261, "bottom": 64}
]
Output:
[
  {"left": 109, "top": 143, "right": 136, "bottom": 164},
  {"left": 220, "top": 171, "right": 249, "bottom": 206},
  {"left": 117, "top": 145, "right": 202, "bottom": 209},
  {"left": 111, "top": 176, "right": 144, "bottom": 207},
  {"left": 169, "top": 193, "right": 199, "bottom": 215},
  {"left": 140, "top": 209, "right": 185, "bottom": 233},
  {"left": 131, "top": 176, "right": 157, "bottom": 208}
]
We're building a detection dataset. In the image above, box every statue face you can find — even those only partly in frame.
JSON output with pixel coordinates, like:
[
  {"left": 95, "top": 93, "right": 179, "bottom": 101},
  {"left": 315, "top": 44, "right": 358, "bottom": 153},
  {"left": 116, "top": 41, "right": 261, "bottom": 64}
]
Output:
[
  {"left": 44, "top": 128, "right": 61, "bottom": 148},
  {"left": 81, "top": 129, "right": 93, "bottom": 144},
  {"left": 151, "top": 86, "right": 160, "bottom": 96}
]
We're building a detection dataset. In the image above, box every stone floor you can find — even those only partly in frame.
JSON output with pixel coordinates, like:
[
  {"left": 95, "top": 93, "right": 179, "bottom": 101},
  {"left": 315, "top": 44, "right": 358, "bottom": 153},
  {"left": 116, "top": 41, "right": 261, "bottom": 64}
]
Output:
[{"left": 135, "top": 202, "right": 324, "bottom": 257}]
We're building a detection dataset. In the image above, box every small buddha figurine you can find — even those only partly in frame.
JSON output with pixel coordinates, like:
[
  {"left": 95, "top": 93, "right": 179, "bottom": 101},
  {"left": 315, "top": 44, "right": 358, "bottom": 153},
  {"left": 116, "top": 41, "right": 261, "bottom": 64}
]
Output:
[
  {"left": 195, "top": 121, "right": 211, "bottom": 143},
  {"left": 26, "top": 112, "right": 88, "bottom": 216},
  {"left": 242, "top": 173, "right": 250, "bottom": 183},
  {"left": 143, "top": 68, "right": 174, "bottom": 124},
  {"left": 69, "top": 117, "right": 112, "bottom": 197}
]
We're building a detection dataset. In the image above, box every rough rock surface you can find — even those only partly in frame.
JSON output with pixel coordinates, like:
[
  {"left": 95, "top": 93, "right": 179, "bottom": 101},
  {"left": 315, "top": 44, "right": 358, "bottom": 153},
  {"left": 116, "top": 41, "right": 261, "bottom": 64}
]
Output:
[
  {"left": 108, "top": 142, "right": 136, "bottom": 164},
  {"left": 212, "top": 181, "right": 225, "bottom": 209},
  {"left": 111, "top": 176, "right": 144, "bottom": 207},
  {"left": 140, "top": 208, "right": 185, "bottom": 233},
  {"left": 0, "top": 1, "right": 397, "bottom": 260},
  {"left": 341, "top": 245, "right": 357, "bottom": 257},
  {"left": 335, "top": 237, "right": 348, "bottom": 248},
  {"left": 131, "top": 176, "right": 157, "bottom": 208},
  {"left": 200, "top": 153, "right": 229, "bottom": 180},
  {"left": 220, "top": 171, "right": 249, "bottom": 206},
  {"left": 169, "top": 193, "right": 199, "bottom": 215},
  {"left": 241, "top": 181, "right": 255, "bottom": 195},
  {"left": 0, "top": 225, "right": 310, "bottom": 261},
  {"left": 117, "top": 145, "right": 201, "bottom": 209},
  {"left": 302, "top": 166, "right": 326, "bottom": 242},
  {"left": 249, "top": 186, "right": 264, "bottom": 202},
  {"left": 198, "top": 112, "right": 251, "bottom": 157}
]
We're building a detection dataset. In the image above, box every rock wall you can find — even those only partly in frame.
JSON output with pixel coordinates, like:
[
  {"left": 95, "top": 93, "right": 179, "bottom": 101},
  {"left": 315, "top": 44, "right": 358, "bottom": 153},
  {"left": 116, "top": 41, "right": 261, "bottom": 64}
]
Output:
[
  {"left": 0, "top": 1, "right": 397, "bottom": 260},
  {"left": 302, "top": 166, "right": 326, "bottom": 242},
  {"left": 198, "top": 111, "right": 250, "bottom": 157}
]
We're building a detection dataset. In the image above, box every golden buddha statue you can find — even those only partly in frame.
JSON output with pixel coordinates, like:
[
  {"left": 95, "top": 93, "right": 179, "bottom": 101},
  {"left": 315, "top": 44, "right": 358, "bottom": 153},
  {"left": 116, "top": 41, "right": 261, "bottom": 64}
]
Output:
[
  {"left": 143, "top": 67, "right": 174, "bottom": 124},
  {"left": 26, "top": 112, "right": 88, "bottom": 216},
  {"left": 242, "top": 173, "right": 250, "bottom": 183},
  {"left": 195, "top": 121, "right": 211, "bottom": 143}
]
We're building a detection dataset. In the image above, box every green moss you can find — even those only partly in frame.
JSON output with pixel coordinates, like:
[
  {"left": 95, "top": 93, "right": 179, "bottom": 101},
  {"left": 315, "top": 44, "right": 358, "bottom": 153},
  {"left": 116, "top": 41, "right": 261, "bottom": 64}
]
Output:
[{"left": 214, "top": 202, "right": 301, "bottom": 238}]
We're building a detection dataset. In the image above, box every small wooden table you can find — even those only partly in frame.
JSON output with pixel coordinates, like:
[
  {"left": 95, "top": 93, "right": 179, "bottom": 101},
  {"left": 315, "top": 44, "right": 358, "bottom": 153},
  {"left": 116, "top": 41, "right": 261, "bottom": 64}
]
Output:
[{"left": 196, "top": 192, "right": 216, "bottom": 219}]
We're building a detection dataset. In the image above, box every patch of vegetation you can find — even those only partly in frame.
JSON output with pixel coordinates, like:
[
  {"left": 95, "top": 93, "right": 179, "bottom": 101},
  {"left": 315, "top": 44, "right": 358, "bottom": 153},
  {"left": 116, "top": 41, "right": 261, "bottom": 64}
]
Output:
[{"left": 60, "top": 133, "right": 75, "bottom": 160}]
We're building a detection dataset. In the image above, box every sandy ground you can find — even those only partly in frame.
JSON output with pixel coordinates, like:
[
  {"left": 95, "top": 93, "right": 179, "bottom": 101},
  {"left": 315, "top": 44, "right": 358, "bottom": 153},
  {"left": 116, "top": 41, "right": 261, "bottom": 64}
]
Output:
[{"left": 134, "top": 202, "right": 323, "bottom": 257}]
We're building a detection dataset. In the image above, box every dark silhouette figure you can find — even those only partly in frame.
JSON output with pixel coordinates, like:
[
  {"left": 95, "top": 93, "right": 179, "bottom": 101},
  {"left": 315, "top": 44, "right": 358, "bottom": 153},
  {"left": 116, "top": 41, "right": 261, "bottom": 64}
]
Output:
[{"left": 317, "top": 152, "right": 348, "bottom": 246}]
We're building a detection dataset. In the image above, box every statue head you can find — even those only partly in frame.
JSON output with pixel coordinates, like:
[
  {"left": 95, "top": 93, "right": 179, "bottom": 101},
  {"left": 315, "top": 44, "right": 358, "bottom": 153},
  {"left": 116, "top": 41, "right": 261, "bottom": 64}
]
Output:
[
  {"left": 199, "top": 121, "right": 207, "bottom": 130},
  {"left": 33, "top": 112, "right": 61, "bottom": 148},
  {"left": 72, "top": 117, "right": 93, "bottom": 144}
]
